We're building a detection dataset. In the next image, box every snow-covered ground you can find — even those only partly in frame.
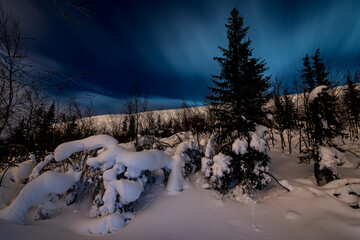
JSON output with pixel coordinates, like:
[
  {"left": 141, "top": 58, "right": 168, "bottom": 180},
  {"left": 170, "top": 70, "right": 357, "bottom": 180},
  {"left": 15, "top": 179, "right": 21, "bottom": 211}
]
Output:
[{"left": 1, "top": 140, "right": 360, "bottom": 240}]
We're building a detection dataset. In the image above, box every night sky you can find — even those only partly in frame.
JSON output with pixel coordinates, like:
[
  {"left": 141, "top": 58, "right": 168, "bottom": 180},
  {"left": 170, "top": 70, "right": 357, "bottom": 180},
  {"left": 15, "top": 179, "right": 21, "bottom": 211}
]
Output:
[{"left": 3, "top": 0, "right": 360, "bottom": 114}]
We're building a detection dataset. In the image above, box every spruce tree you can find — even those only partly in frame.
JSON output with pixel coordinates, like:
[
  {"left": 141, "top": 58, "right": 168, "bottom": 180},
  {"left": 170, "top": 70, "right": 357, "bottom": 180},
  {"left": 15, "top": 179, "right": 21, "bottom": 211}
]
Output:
[
  {"left": 207, "top": 8, "right": 270, "bottom": 143},
  {"left": 299, "top": 50, "right": 343, "bottom": 185},
  {"left": 205, "top": 8, "right": 271, "bottom": 193},
  {"left": 300, "top": 54, "right": 315, "bottom": 92},
  {"left": 312, "top": 49, "right": 329, "bottom": 86}
]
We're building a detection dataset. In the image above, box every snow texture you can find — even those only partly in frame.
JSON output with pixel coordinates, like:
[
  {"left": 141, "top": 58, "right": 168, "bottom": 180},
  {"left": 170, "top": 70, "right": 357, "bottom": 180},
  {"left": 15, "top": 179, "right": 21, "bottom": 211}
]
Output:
[
  {"left": 0, "top": 169, "right": 81, "bottom": 224},
  {"left": 29, "top": 154, "right": 54, "bottom": 181},
  {"left": 166, "top": 141, "right": 196, "bottom": 194},
  {"left": 319, "top": 146, "right": 342, "bottom": 174},
  {"left": 211, "top": 153, "right": 232, "bottom": 178},
  {"left": 232, "top": 138, "right": 248, "bottom": 155},
  {"left": 112, "top": 179, "right": 143, "bottom": 205},
  {"left": 87, "top": 144, "right": 171, "bottom": 172},
  {"left": 6, "top": 158, "right": 36, "bottom": 183},
  {"left": 54, "top": 135, "right": 119, "bottom": 162},
  {"left": 201, "top": 157, "right": 212, "bottom": 178},
  {"left": 205, "top": 133, "right": 216, "bottom": 158},
  {"left": 116, "top": 149, "right": 171, "bottom": 171},
  {"left": 88, "top": 213, "right": 125, "bottom": 234},
  {"left": 228, "top": 185, "right": 254, "bottom": 203},
  {"left": 250, "top": 125, "right": 268, "bottom": 154}
]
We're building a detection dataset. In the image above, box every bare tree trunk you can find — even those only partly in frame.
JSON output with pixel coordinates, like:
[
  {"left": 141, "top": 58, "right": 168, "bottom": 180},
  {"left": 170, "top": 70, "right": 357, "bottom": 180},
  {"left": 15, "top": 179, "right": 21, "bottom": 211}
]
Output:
[
  {"left": 280, "top": 130, "right": 285, "bottom": 154},
  {"left": 287, "top": 129, "right": 292, "bottom": 154}
]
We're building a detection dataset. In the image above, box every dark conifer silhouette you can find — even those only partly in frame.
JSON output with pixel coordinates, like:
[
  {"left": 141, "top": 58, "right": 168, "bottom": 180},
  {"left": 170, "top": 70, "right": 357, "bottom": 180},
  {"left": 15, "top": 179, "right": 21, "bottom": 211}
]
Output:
[
  {"left": 299, "top": 49, "right": 343, "bottom": 185},
  {"left": 312, "top": 49, "right": 330, "bottom": 86},
  {"left": 301, "top": 54, "right": 315, "bottom": 92},
  {"left": 207, "top": 8, "right": 270, "bottom": 144},
  {"left": 206, "top": 8, "right": 271, "bottom": 193}
]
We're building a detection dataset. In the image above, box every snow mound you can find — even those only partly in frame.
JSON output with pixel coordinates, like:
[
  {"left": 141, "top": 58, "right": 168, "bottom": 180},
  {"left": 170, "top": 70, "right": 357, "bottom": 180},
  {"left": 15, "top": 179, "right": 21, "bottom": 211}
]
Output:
[
  {"left": 6, "top": 158, "right": 36, "bottom": 183},
  {"left": 0, "top": 169, "right": 81, "bottom": 224},
  {"left": 309, "top": 85, "right": 328, "bottom": 102}
]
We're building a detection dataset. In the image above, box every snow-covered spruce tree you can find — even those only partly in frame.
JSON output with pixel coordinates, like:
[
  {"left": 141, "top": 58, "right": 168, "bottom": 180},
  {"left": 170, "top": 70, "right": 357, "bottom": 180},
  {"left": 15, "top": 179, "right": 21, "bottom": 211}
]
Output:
[
  {"left": 299, "top": 49, "right": 344, "bottom": 185},
  {"left": 205, "top": 8, "right": 271, "bottom": 195}
]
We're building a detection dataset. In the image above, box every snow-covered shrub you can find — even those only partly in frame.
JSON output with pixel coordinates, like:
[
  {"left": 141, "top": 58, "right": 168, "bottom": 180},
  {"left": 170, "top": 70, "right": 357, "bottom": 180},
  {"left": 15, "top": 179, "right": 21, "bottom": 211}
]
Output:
[
  {"left": 232, "top": 148, "right": 271, "bottom": 191},
  {"left": 314, "top": 146, "right": 345, "bottom": 185},
  {"left": 35, "top": 193, "right": 59, "bottom": 220},
  {"left": 1, "top": 134, "right": 201, "bottom": 233},
  {"left": 202, "top": 125, "right": 271, "bottom": 196},
  {"left": 207, "top": 153, "right": 232, "bottom": 192},
  {"left": 300, "top": 85, "right": 344, "bottom": 185}
]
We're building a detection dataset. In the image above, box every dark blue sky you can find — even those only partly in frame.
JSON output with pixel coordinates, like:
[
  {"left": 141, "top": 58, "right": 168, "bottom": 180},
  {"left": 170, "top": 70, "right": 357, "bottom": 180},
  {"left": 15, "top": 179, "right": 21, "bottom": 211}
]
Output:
[{"left": 4, "top": 0, "right": 360, "bottom": 113}]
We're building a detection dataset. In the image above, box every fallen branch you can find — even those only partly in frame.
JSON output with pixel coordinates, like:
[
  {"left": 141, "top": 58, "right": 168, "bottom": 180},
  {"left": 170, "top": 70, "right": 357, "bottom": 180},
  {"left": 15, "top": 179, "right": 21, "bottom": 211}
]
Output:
[
  {"left": 333, "top": 146, "right": 359, "bottom": 158},
  {"left": 261, "top": 170, "right": 290, "bottom": 192}
]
